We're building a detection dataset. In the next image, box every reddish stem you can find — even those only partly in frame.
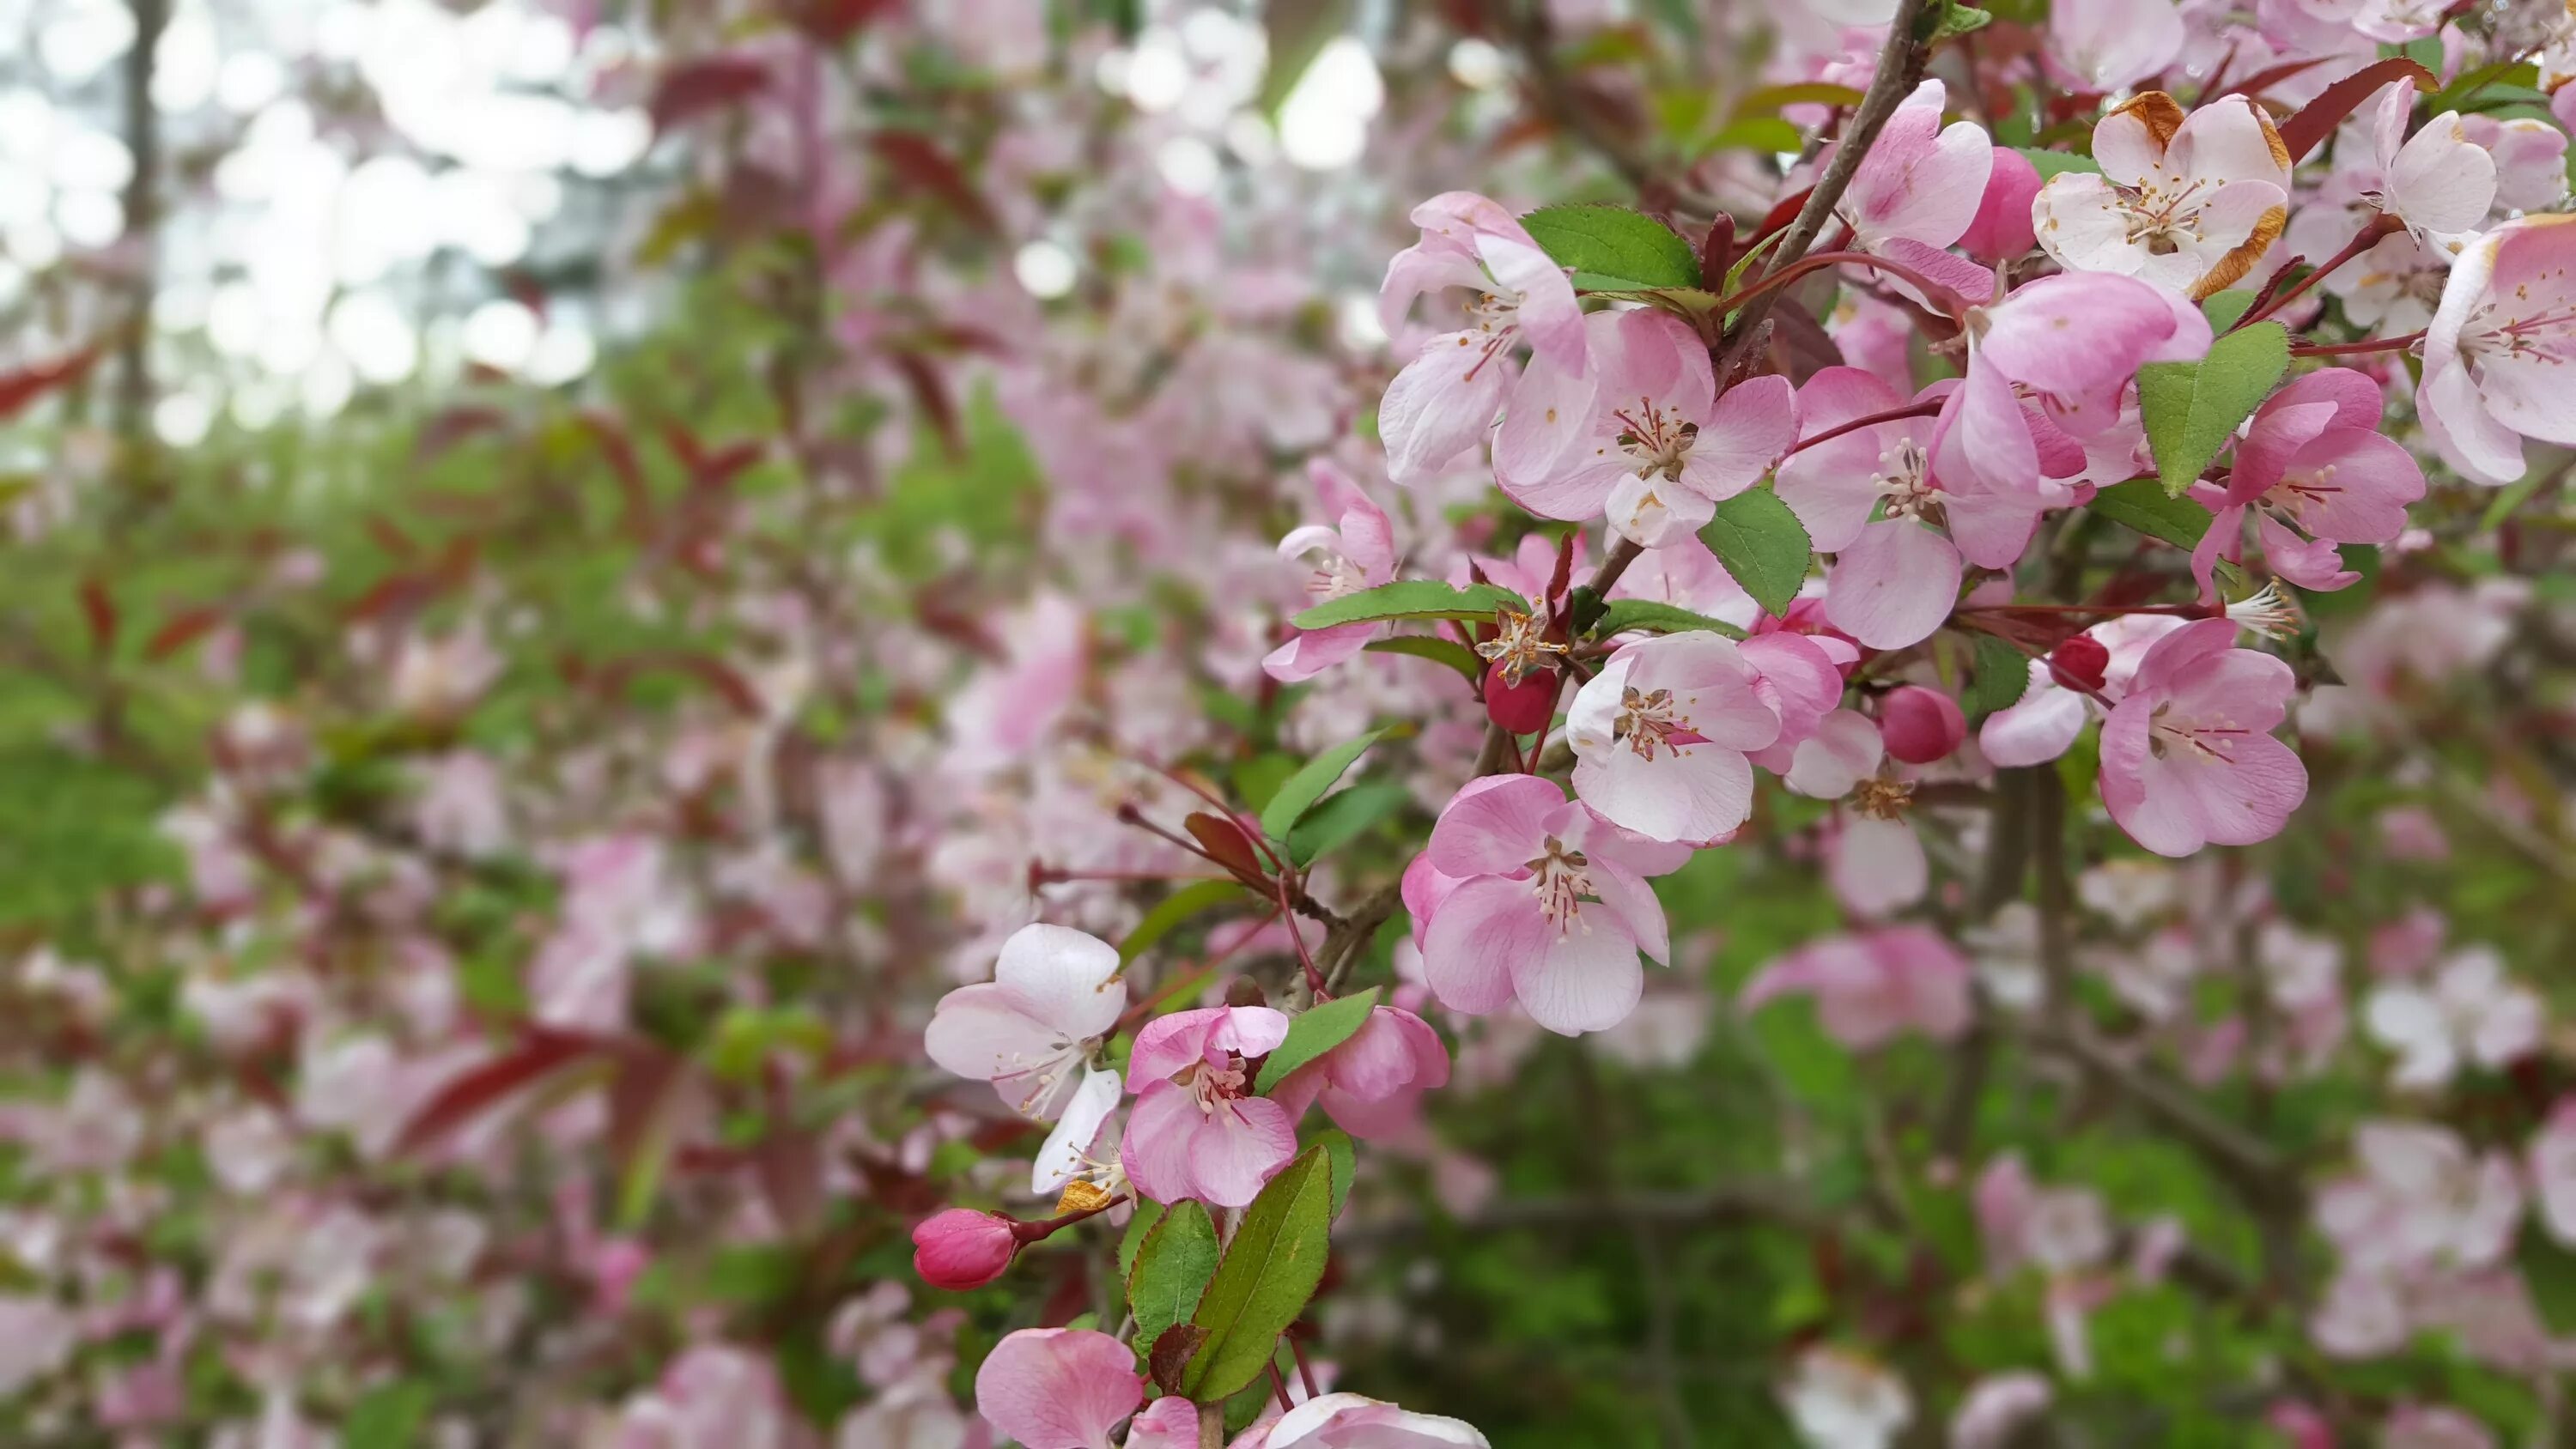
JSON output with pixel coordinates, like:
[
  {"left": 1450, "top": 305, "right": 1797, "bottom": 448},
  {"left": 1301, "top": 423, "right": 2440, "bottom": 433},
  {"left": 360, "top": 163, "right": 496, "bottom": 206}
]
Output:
[
  {"left": 1783, "top": 398, "right": 1947, "bottom": 458},
  {"left": 1710, "top": 249, "right": 1969, "bottom": 323},
  {"left": 2235, "top": 214, "right": 2402, "bottom": 329},
  {"left": 2292, "top": 329, "right": 2425, "bottom": 358}
]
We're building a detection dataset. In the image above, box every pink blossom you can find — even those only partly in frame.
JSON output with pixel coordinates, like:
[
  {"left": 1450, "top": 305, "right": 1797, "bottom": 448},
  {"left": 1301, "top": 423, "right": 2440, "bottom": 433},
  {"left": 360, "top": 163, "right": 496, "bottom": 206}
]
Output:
[
  {"left": 1496, "top": 309, "right": 1794, "bottom": 547},
  {"left": 2364, "top": 946, "right": 2542, "bottom": 1089},
  {"left": 1778, "top": 1347, "right": 1911, "bottom": 1449},
  {"left": 1978, "top": 615, "right": 2186, "bottom": 767},
  {"left": 1417, "top": 774, "right": 1686, "bottom": 1035},
  {"left": 2417, "top": 214, "right": 2576, "bottom": 485},
  {"left": 2366, "top": 81, "right": 2496, "bottom": 243},
  {"left": 1958, "top": 147, "right": 2042, "bottom": 264},
  {"left": 925, "top": 924, "right": 1127, "bottom": 1120},
  {"left": 2530, "top": 1098, "right": 2576, "bottom": 1246},
  {"left": 2190, "top": 367, "right": 2424, "bottom": 599},
  {"left": 1234, "top": 1393, "right": 1490, "bottom": 1448},
  {"left": 1266, "top": 460, "right": 1400, "bottom": 682},
  {"left": 1120, "top": 1005, "right": 1297, "bottom": 1207},
  {"left": 1566, "top": 632, "right": 1783, "bottom": 841},
  {"left": 1273, "top": 1005, "right": 1451, "bottom": 1141},
  {"left": 971, "top": 1327, "right": 1143, "bottom": 1449},
  {"left": 2033, "top": 92, "right": 2291, "bottom": 299},
  {"left": 1122, "top": 1397, "right": 1202, "bottom": 1449},
  {"left": 910, "top": 1210, "right": 1017, "bottom": 1291},
  {"left": 1781, "top": 708, "right": 1885, "bottom": 800},
  {"left": 2314, "top": 1121, "right": 2521, "bottom": 1276},
  {"left": 2382, "top": 1406, "right": 2496, "bottom": 1449},
  {"left": 1377, "top": 192, "right": 1589, "bottom": 483},
  {"left": 2464, "top": 113, "right": 2568, "bottom": 214},
  {"left": 1948, "top": 1372, "right": 2053, "bottom": 1449},
  {"left": 2046, "top": 0, "right": 2182, "bottom": 92},
  {"left": 2098, "top": 619, "right": 2307, "bottom": 857},
  {"left": 1740, "top": 925, "right": 1972, "bottom": 1049},
  {"left": 1826, "top": 811, "right": 1927, "bottom": 919},
  {"left": 1834, "top": 80, "right": 1993, "bottom": 259}
]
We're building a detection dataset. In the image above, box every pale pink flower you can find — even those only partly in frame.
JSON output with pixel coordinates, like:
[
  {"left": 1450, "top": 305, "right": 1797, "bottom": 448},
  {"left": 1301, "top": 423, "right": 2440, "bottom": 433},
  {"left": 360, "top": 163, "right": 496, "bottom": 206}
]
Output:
[
  {"left": 1780, "top": 709, "right": 1884, "bottom": 800},
  {"left": 1273, "top": 1005, "right": 1451, "bottom": 1141},
  {"left": 2033, "top": 92, "right": 2291, "bottom": 299},
  {"left": 924, "top": 924, "right": 1127, "bottom": 1120},
  {"left": 2046, "top": 0, "right": 2182, "bottom": 92},
  {"left": 2322, "top": 229, "right": 2451, "bottom": 335},
  {"left": 2365, "top": 946, "right": 2543, "bottom": 1089},
  {"left": 2464, "top": 113, "right": 2568, "bottom": 214},
  {"left": 1233, "top": 1392, "right": 1490, "bottom": 1448},
  {"left": 1566, "top": 632, "right": 1783, "bottom": 842},
  {"left": 971, "top": 1327, "right": 1143, "bottom": 1449},
  {"left": 1417, "top": 774, "right": 1686, "bottom": 1035},
  {"left": 1833, "top": 79, "right": 1993, "bottom": 263},
  {"left": 1498, "top": 309, "right": 1795, "bottom": 547},
  {"left": 2416, "top": 214, "right": 2576, "bottom": 485},
  {"left": 2366, "top": 81, "right": 2496, "bottom": 244},
  {"left": 1607, "top": 531, "right": 1757, "bottom": 628},
  {"left": 1377, "top": 192, "right": 1590, "bottom": 483},
  {"left": 1778, "top": 1346, "right": 1911, "bottom": 1449},
  {"left": 1826, "top": 812, "right": 1927, "bottom": 920},
  {"left": 1740, "top": 925, "right": 1972, "bottom": 1049},
  {"left": 2314, "top": 1121, "right": 2521, "bottom": 1276},
  {"left": 1120, "top": 1005, "right": 1297, "bottom": 1207},
  {"left": 1122, "top": 1397, "right": 1201, "bottom": 1449},
  {"left": 2098, "top": 619, "right": 2307, "bottom": 857},
  {"left": 2383, "top": 1406, "right": 2497, "bottom": 1449},
  {"left": 2529, "top": 1098, "right": 2576, "bottom": 1246},
  {"left": 1266, "top": 460, "right": 1399, "bottom": 682},
  {"left": 1949, "top": 1372, "right": 2053, "bottom": 1449},
  {"left": 2190, "top": 367, "right": 2424, "bottom": 598}
]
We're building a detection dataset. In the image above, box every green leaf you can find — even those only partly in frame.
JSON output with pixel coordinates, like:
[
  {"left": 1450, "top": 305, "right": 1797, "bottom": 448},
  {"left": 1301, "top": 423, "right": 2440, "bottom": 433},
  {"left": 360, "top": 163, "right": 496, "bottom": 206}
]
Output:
[
  {"left": 1704, "top": 116, "right": 1801, "bottom": 155},
  {"left": 1931, "top": 1, "right": 1991, "bottom": 38},
  {"left": 1120, "top": 880, "right": 1253, "bottom": 965},
  {"left": 1316, "top": 1128, "right": 1356, "bottom": 1220},
  {"left": 1363, "top": 634, "right": 1484, "bottom": 683},
  {"left": 1118, "top": 1199, "right": 1166, "bottom": 1278},
  {"left": 2089, "top": 478, "right": 2215, "bottom": 549},
  {"left": 1285, "top": 782, "right": 1409, "bottom": 867},
  {"left": 1291, "top": 579, "right": 1524, "bottom": 630},
  {"left": 1698, "top": 488, "right": 1813, "bottom": 618},
  {"left": 1964, "top": 634, "right": 2031, "bottom": 718},
  {"left": 346, "top": 1380, "right": 433, "bottom": 1449},
  {"left": 2137, "top": 321, "right": 2289, "bottom": 497},
  {"left": 1256, "top": 987, "right": 1382, "bottom": 1094},
  {"left": 1729, "top": 82, "right": 1866, "bottom": 118},
  {"left": 1258, "top": 731, "right": 1385, "bottom": 844},
  {"left": 1518, "top": 204, "right": 1701, "bottom": 292},
  {"left": 1589, "top": 598, "right": 1749, "bottom": 640},
  {"left": 1724, "top": 227, "right": 1791, "bottom": 294},
  {"left": 1127, "top": 1199, "right": 1223, "bottom": 1349},
  {"left": 1182, "top": 1147, "right": 1335, "bottom": 1401},
  {"left": 2197, "top": 291, "right": 2256, "bottom": 332},
  {"left": 2013, "top": 147, "right": 2100, "bottom": 178}
]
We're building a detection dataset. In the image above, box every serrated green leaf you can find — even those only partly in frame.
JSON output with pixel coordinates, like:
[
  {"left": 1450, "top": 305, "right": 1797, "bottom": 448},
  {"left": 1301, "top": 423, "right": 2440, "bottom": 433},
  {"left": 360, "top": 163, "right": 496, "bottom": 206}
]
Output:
[
  {"left": 2014, "top": 147, "right": 2100, "bottom": 178},
  {"left": 1698, "top": 488, "right": 1813, "bottom": 618},
  {"left": 2138, "top": 322, "right": 2288, "bottom": 497},
  {"left": 2089, "top": 478, "right": 2215, "bottom": 549},
  {"left": 1964, "top": 634, "right": 2031, "bottom": 718},
  {"left": 1120, "top": 880, "right": 1253, "bottom": 965},
  {"left": 346, "top": 1380, "right": 433, "bottom": 1449},
  {"left": 1118, "top": 1199, "right": 1166, "bottom": 1278},
  {"left": 1519, "top": 204, "right": 1700, "bottom": 292},
  {"left": 1285, "top": 782, "right": 1409, "bottom": 867},
  {"left": 1127, "top": 1199, "right": 1222, "bottom": 1349},
  {"left": 1258, "top": 731, "right": 1384, "bottom": 844},
  {"left": 1256, "top": 987, "right": 1382, "bottom": 1094},
  {"left": 1182, "top": 1147, "right": 1335, "bottom": 1400},
  {"left": 1291, "top": 580, "right": 1524, "bottom": 630},
  {"left": 2198, "top": 292, "right": 2256, "bottom": 331},
  {"left": 1589, "top": 598, "right": 1749, "bottom": 640},
  {"left": 1362, "top": 634, "right": 1484, "bottom": 683}
]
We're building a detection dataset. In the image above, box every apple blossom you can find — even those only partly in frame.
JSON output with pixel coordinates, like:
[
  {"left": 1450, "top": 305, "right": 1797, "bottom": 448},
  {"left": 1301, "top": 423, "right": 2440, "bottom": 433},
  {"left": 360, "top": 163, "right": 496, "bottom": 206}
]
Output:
[
  {"left": 1120, "top": 1004, "right": 1297, "bottom": 1208},
  {"left": 2530, "top": 1099, "right": 2576, "bottom": 1246},
  {"left": 909, "top": 1209, "right": 1017, "bottom": 1290},
  {"left": 2366, "top": 81, "right": 2497, "bottom": 246},
  {"left": 1234, "top": 1393, "right": 1490, "bottom": 1448},
  {"left": 2416, "top": 214, "right": 2576, "bottom": 485},
  {"left": 2314, "top": 1121, "right": 2521, "bottom": 1276},
  {"left": 1267, "top": 460, "right": 1400, "bottom": 682},
  {"left": 2098, "top": 619, "right": 2308, "bottom": 857},
  {"left": 1739, "top": 925, "right": 1972, "bottom": 1049},
  {"left": 971, "top": 1328, "right": 1144, "bottom": 1449},
  {"left": 1778, "top": 1346, "right": 1911, "bottom": 1449},
  {"left": 2363, "top": 946, "right": 2542, "bottom": 1089},
  {"left": 924, "top": 924, "right": 1127, "bottom": 1120},
  {"left": 2033, "top": 92, "right": 2292, "bottom": 299},
  {"left": 2190, "top": 367, "right": 2425, "bottom": 598},
  {"left": 1832, "top": 80, "right": 1992, "bottom": 269},
  {"left": 2045, "top": 0, "right": 2183, "bottom": 93},
  {"left": 1566, "top": 632, "right": 1784, "bottom": 842},
  {"left": 1273, "top": 1004, "right": 1452, "bottom": 1140}
]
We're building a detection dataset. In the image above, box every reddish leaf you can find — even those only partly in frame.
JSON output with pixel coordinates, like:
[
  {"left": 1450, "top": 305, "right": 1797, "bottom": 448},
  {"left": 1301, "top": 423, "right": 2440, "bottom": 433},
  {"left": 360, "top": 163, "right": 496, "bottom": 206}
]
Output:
[
  {"left": 1748, "top": 186, "right": 1815, "bottom": 246},
  {"left": 754, "top": 1128, "right": 825, "bottom": 1234},
  {"left": 77, "top": 578, "right": 117, "bottom": 657},
  {"left": 782, "top": 0, "right": 902, "bottom": 43},
  {"left": 891, "top": 351, "right": 963, "bottom": 458},
  {"left": 145, "top": 605, "right": 228, "bottom": 661},
  {"left": 577, "top": 411, "right": 657, "bottom": 541},
  {"left": 415, "top": 404, "right": 511, "bottom": 462},
  {"left": 871, "top": 131, "right": 996, "bottom": 232},
  {"left": 649, "top": 57, "right": 770, "bottom": 134},
  {"left": 2277, "top": 58, "right": 2437, "bottom": 163},
  {"left": 397, "top": 1029, "right": 607, "bottom": 1155},
  {"left": 0, "top": 348, "right": 101, "bottom": 421},
  {"left": 365, "top": 514, "right": 419, "bottom": 561},
  {"left": 1186, "top": 811, "right": 1273, "bottom": 887},
  {"left": 1150, "top": 1325, "right": 1210, "bottom": 1395},
  {"left": 2216, "top": 55, "right": 2330, "bottom": 102}
]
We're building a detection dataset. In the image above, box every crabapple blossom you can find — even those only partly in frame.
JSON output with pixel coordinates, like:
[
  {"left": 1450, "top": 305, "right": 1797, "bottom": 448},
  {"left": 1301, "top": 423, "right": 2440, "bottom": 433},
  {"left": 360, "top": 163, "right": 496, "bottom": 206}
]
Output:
[
  {"left": 2033, "top": 92, "right": 2292, "bottom": 299},
  {"left": 1949, "top": 1372, "right": 2054, "bottom": 1449},
  {"left": 908, "top": 1209, "right": 1016, "bottom": 1290},
  {"left": 2416, "top": 214, "right": 2576, "bottom": 485},
  {"left": 2366, "top": 81, "right": 2497, "bottom": 246},
  {"left": 1235, "top": 1393, "right": 1490, "bottom": 1448},
  {"left": 1566, "top": 632, "right": 1783, "bottom": 842},
  {"left": 2190, "top": 367, "right": 2424, "bottom": 598},
  {"left": 1417, "top": 775, "right": 1686, "bottom": 1034},
  {"left": 2530, "top": 1100, "right": 2576, "bottom": 1246},
  {"left": 1377, "top": 192, "right": 1590, "bottom": 483},
  {"left": 971, "top": 1327, "right": 1144, "bottom": 1449},
  {"left": 2044, "top": 0, "right": 2183, "bottom": 93},
  {"left": 924, "top": 924, "right": 1127, "bottom": 1120},
  {"left": 1778, "top": 1346, "right": 1911, "bottom": 1449},
  {"left": 1267, "top": 460, "right": 1399, "bottom": 682},
  {"left": 2363, "top": 946, "right": 2542, "bottom": 1089},
  {"left": 1120, "top": 1005, "right": 1297, "bottom": 1208},
  {"left": 1959, "top": 146, "right": 2042, "bottom": 264},
  {"left": 1739, "top": 925, "right": 1972, "bottom": 1049},
  {"left": 1832, "top": 80, "right": 1994, "bottom": 285},
  {"left": 2314, "top": 1122, "right": 2521, "bottom": 1276},
  {"left": 2098, "top": 619, "right": 2307, "bottom": 857},
  {"left": 1273, "top": 1004, "right": 1452, "bottom": 1140}
]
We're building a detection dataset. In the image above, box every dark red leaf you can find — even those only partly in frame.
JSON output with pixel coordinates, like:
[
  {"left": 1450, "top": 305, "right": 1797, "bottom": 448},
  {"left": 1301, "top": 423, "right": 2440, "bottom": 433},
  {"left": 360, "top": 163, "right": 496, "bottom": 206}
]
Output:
[
  {"left": 397, "top": 1028, "right": 607, "bottom": 1155},
  {"left": 782, "top": 0, "right": 902, "bottom": 43},
  {"left": 649, "top": 57, "right": 770, "bottom": 135},
  {"left": 1150, "top": 1325, "right": 1210, "bottom": 1395},
  {"left": 2216, "top": 55, "right": 2330, "bottom": 102},
  {"left": 77, "top": 578, "right": 117, "bottom": 657},
  {"left": 145, "top": 605, "right": 227, "bottom": 661},
  {"left": 891, "top": 351, "right": 963, "bottom": 458},
  {"left": 1748, "top": 187, "right": 1815, "bottom": 247},
  {"left": 871, "top": 131, "right": 996, "bottom": 232},
  {"left": 0, "top": 348, "right": 101, "bottom": 421},
  {"left": 1186, "top": 811, "right": 1272, "bottom": 887},
  {"left": 415, "top": 404, "right": 511, "bottom": 462},
  {"left": 2277, "top": 58, "right": 2438, "bottom": 163}
]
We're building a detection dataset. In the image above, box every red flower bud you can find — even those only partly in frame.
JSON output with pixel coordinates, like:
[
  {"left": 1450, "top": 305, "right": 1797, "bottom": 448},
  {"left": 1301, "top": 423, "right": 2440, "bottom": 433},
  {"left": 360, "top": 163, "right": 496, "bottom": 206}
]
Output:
[
  {"left": 1880, "top": 685, "right": 1965, "bottom": 765},
  {"left": 2049, "top": 635, "right": 2110, "bottom": 693},
  {"left": 1959, "top": 146, "right": 2041, "bottom": 265},
  {"left": 912, "top": 1209, "right": 1018, "bottom": 1290},
  {"left": 1483, "top": 660, "right": 1559, "bottom": 736}
]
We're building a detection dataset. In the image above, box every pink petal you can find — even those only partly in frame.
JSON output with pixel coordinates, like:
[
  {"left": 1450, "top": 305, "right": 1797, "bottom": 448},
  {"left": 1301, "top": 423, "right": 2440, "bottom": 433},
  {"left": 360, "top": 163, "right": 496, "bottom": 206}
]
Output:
[
  {"left": 1506, "top": 911, "right": 1646, "bottom": 1036},
  {"left": 1382, "top": 336, "right": 1509, "bottom": 484},
  {"left": 1420, "top": 876, "right": 1546, "bottom": 1016},
  {"left": 973, "top": 1328, "right": 1144, "bottom": 1449},
  {"left": 1186, "top": 1096, "right": 1299, "bottom": 1208},
  {"left": 1427, "top": 773, "right": 1567, "bottom": 878},
  {"left": 1824, "top": 520, "right": 1961, "bottom": 650}
]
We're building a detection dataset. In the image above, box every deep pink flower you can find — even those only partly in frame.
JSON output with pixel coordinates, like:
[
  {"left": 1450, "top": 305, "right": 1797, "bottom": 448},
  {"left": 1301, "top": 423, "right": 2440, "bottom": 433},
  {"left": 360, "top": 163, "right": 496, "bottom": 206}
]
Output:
[
  {"left": 1265, "top": 460, "right": 1399, "bottom": 682},
  {"left": 1418, "top": 774, "right": 1686, "bottom": 1035},
  {"left": 1273, "top": 1005, "right": 1451, "bottom": 1141},
  {"left": 1877, "top": 685, "right": 1964, "bottom": 764},
  {"left": 2098, "top": 619, "right": 2308, "bottom": 857},
  {"left": 1566, "top": 632, "right": 1783, "bottom": 842},
  {"left": 971, "top": 1327, "right": 1144, "bottom": 1449},
  {"left": 1376, "top": 192, "right": 1590, "bottom": 483},
  {"left": 1119, "top": 1005, "right": 1297, "bottom": 1208},
  {"left": 2190, "top": 368, "right": 2423, "bottom": 599},
  {"left": 1958, "top": 147, "right": 2042, "bottom": 264},
  {"left": 910, "top": 1210, "right": 1017, "bottom": 1291},
  {"left": 1740, "top": 925, "right": 1972, "bottom": 1049}
]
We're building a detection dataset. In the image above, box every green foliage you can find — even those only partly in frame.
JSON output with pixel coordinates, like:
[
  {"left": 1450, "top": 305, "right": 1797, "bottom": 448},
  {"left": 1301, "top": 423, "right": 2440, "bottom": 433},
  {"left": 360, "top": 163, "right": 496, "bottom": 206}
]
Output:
[
  {"left": 2014, "top": 147, "right": 2101, "bottom": 177},
  {"left": 1121, "top": 881, "right": 1255, "bottom": 964},
  {"left": 1363, "top": 634, "right": 1485, "bottom": 683},
  {"left": 1963, "top": 634, "right": 2031, "bottom": 718},
  {"left": 1285, "top": 782, "right": 1410, "bottom": 866},
  {"left": 1292, "top": 580, "right": 1526, "bottom": 630},
  {"left": 1259, "top": 729, "right": 1387, "bottom": 844},
  {"left": 1182, "top": 1146, "right": 1335, "bottom": 1400},
  {"left": 1517, "top": 204, "right": 1702, "bottom": 292},
  {"left": 1588, "top": 598, "right": 1749, "bottom": 640},
  {"left": 2091, "top": 478, "right": 2216, "bottom": 549},
  {"left": 1696, "top": 488, "right": 1812, "bottom": 618},
  {"left": 1256, "top": 987, "right": 1382, "bottom": 1094},
  {"left": 1127, "top": 1200, "right": 1224, "bottom": 1350},
  {"left": 2139, "top": 322, "right": 2290, "bottom": 496}
]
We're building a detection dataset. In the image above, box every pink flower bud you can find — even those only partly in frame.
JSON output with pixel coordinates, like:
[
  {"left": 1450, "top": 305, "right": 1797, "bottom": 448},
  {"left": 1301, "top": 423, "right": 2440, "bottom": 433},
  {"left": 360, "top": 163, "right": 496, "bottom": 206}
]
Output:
[
  {"left": 1483, "top": 660, "right": 1559, "bottom": 736},
  {"left": 911, "top": 1210, "right": 1017, "bottom": 1290},
  {"left": 2050, "top": 635, "right": 2109, "bottom": 693},
  {"left": 1880, "top": 685, "right": 1965, "bottom": 764},
  {"left": 1959, "top": 146, "right": 2041, "bottom": 264}
]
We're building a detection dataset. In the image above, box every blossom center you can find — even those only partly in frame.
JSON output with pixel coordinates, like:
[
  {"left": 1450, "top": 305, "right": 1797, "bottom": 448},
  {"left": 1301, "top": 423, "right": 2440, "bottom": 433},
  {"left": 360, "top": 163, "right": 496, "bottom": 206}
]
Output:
[
  {"left": 2111, "top": 173, "right": 2217, "bottom": 255},
  {"left": 1610, "top": 685, "right": 1698, "bottom": 761},
  {"left": 1476, "top": 605, "right": 1569, "bottom": 686},
  {"left": 1179, "top": 1053, "right": 1252, "bottom": 1117},
  {"left": 1523, "top": 834, "right": 1595, "bottom": 932},
  {"left": 2147, "top": 701, "right": 2250, "bottom": 762},
  {"left": 1872, "top": 438, "right": 1941, "bottom": 522},
  {"left": 2461, "top": 299, "right": 2576, "bottom": 373},
  {"left": 1613, "top": 397, "right": 1700, "bottom": 482}
]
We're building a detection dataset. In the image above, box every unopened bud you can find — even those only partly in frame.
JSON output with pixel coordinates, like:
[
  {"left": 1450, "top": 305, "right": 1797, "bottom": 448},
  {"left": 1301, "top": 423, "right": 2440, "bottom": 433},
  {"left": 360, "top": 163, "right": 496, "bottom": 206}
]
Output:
[
  {"left": 2049, "top": 635, "right": 2110, "bottom": 693},
  {"left": 1880, "top": 685, "right": 1965, "bottom": 765},
  {"left": 912, "top": 1209, "right": 1018, "bottom": 1290},
  {"left": 1484, "top": 660, "right": 1560, "bottom": 735}
]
